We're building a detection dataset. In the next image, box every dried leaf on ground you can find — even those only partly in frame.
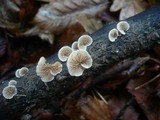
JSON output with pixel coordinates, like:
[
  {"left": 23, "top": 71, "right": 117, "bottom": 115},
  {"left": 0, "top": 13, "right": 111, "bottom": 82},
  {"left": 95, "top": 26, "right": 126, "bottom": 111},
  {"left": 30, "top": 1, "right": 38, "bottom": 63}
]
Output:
[
  {"left": 64, "top": 96, "right": 113, "bottom": 120},
  {"left": 127, "top": 76, "right": 159, "bottom": 120},
  {"left": 110, "top": 0, "right": 149, "bottom": 20},
  {"left": 24, "top": 0, "right": 108, "bottom": 43}
]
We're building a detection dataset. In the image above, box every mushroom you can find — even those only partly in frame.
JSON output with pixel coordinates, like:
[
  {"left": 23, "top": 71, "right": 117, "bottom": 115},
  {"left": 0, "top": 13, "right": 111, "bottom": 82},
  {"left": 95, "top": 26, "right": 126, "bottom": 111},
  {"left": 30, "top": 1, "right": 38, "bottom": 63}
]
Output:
[
  {"left": 71, "top": 41, "right": 79, "bottom": 51},
  {"left": 36, "top": 57, "right": 62, "bottom": 82},
  {"left": 8, "top": 80, "right": 17, "bottom": 86},
  {"left": 15, "top": 67, "right": 29, "bottom": 78},
  {"left": 117, "top": 21, "right": 130, "bottom": 35},
  {"left": 108, "top": 28, "right": 119, "bottom": 42},
  {"left": 78, "top": 35, "right": 93, "bottom": 50},
  {"left": 67, "top": 50, "right": 93, "bottom": 76},
  {"left": 2, "top": 85, "right": 17, "bottom": 99},
  {"left": 58, "top": 46, "right": 72, "bottom": 62},
  {"left": 15, "top": 69, "right": 21, "bottom": 78},
  {"left": 19, "top": 67, "right": 29, "bottom": 77}
]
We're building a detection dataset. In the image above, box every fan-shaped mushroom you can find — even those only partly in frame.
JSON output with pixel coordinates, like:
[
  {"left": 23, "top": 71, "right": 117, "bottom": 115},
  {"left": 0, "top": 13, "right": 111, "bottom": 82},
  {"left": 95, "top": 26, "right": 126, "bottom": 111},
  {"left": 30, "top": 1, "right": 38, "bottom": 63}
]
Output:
[
  {"left": 108, "top": 28, "right": 119, "bottom": 42},
  {"left": 78, "top": 35, "right": 93, "bottom": 50},
  {"left": 36, "top": 57, "right": 62, "bottom": 82},
  {"left": 67, "top": 50, "right": 93, "bottom": 76},
  {"left": 58, "top": 46, "right": 72, "bottom": 62},
  {"left": 117, "top": 21, "right": 130, "bottom": 35},
  {"left": 2, "top": 85, "right": 17, "bottom": 99}
]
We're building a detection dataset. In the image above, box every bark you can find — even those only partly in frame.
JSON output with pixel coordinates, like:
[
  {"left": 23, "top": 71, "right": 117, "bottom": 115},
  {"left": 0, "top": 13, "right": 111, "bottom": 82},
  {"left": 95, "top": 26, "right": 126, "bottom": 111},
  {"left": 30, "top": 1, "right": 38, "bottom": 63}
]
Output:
[{"left": 0, "top": 6, "right": 160, "bottom": 118}]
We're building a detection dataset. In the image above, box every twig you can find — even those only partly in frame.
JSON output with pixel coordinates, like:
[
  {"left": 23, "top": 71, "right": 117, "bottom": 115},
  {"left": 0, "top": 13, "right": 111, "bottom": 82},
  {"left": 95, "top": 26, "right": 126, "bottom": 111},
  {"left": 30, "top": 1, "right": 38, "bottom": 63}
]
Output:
[{"left": 135, "top": 73, "right": 160, "bottom": 90}]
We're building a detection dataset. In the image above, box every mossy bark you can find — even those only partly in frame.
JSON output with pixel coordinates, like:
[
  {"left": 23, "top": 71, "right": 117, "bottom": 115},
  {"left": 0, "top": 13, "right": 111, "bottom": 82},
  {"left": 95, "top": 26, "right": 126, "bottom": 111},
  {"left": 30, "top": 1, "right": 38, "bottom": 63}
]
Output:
[{"left": 0, "top": 6, "right": 160, "bottom": 118}]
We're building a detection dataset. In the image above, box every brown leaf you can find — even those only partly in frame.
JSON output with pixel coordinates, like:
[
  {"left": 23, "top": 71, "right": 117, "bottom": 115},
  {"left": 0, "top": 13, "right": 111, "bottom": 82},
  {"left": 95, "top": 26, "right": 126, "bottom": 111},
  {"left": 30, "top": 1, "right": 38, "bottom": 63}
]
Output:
[
  {"left": 24, "top": 0, "right": 108, "bottom": 43},
  {"left": 77, "top": 96, "right": 113, "bottom": 120},
  {"left": 127, "top": 77, "right": 158, "bottom": 120},
  {"left": 123, "top": 106, "right": 139, "bottom": 120},
  {"left": 110, "top": 0, "right": 149, "bottom": 20}
]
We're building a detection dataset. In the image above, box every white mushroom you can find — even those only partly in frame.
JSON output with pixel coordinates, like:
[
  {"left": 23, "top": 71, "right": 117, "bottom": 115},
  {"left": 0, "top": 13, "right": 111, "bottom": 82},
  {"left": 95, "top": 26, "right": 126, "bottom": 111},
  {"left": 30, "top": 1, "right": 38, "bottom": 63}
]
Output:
[
  {"left": 78, "top": 35, "right": 93, "bottom": 50},
  {"left": 15, "top": 67, "right": 29, "bottom": 78},
  {"left": 108, "top": 28, "right": 119, "bottom": 42},
  {"left": 58, "top": 46, "right": 72, "bottom": 62},
  {"left": 19, "top": 67, "right": 29, "bottom": 77},
  {"left": 15, "top": 69, "right": 21, "bottom": 78},
  {"left": 117, "top": 21, "right": 130, "bottom": 35},
  {"left": 2, "top": 85, "right": 17, "bottom": 99},
  {"left": 71, "top": 41, "right": 79, "bottom": 51},
  {"left": 36, "top": 57, "right": 62, "bottom": 82},
  {"left": 8, "top": 80, "right": 17, "bottom": 86},
  {"left": 67, "top": 50, "right": 93, "bottom": 76}
]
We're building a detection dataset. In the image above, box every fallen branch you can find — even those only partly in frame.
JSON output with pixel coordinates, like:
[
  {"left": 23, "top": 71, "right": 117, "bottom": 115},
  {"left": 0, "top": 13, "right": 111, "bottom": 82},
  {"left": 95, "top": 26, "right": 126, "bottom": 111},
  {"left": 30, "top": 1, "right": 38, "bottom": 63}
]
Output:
[{"left": 0, "top": 6, "right": 160, "bottom": 118}]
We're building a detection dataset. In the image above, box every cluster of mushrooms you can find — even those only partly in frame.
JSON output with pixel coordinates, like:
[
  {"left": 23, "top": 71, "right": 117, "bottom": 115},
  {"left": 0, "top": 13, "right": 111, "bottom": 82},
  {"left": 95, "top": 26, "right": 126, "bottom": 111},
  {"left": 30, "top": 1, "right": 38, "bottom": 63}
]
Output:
[
  {"left": 2, "top": 67, "right": 29, "bottom": 99},
  {"left": 108, "top": 21, "right": 130, "bottom": 42},
  {"left": 1, "top": 35, "right": 93, "bottom": 99},
  {"left": 2, "top": 21, "right": 130, "bottom": 99},
  {"left": 36, "top": 35, "right": 93, "bottom": 83}
]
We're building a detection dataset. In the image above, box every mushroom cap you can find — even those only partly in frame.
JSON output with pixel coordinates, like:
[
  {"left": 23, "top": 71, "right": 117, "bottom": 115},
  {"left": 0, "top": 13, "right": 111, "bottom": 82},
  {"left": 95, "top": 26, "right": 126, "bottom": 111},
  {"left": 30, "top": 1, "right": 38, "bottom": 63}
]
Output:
[
  {"left": 8, "top": 80, "right": 17, "bottom": 86},
  {"left": 71, "top": 41, "right": 79, "bottom": 51},
  {"left": 15, "top": 67, "right": 29, "bottom": 78},
  {"left": 58, "top": 46, "right": 72, "bottom": 62},
  {"left": 78, "top": 35, "right": 93, "bottom": 50},
  {"left": 108, "top": 28, "right": 119, "bottom": 42},
  {"left": 36, "top": 57, "right": 62, "bottom": 82},
  {"left": 50, "top": 62, "right": 63, "bottom": 75},
  {"left": 15, "top": 69, "right": 21, "bottom": 78},
  {"left": 2, "top": 85, "right": 17, "bottom": 99},
  {"left": 117, "top": 21, "right": 130, "bottom": 35},
  {"left": 67, "top": 50, "right": 93, "bottom": 76},
  {"left": 19, "top": 67, "right": 29, "bottom": 77}
]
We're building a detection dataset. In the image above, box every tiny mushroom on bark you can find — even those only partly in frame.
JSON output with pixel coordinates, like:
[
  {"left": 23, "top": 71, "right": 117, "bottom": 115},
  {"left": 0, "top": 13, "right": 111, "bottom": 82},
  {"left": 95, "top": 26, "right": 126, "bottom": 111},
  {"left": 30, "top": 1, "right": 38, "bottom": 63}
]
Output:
[
  {"left": 19, "top": 67, "right": 29, "bottom": 77},
  {"left": 36, "top": 57, "right": 62, "bottom": 82},
  {"left": 67, "top": 50, "right": 93, "bottom": 76},
  {"left": 71, "top": 41, "right": 79, "bottom": 51},
  {"left": 58, "top": 46, "right": 72, "bottom": 62},
  {"left": 108, "top": 28, "right": 119, "bottom": 42},
  {"left": 15, "top": 67, "right": 29, "bottom": 78},
  {"left": 117, "top": 21, "right": 130, "bottom": 35},
  {"left": 78, "top": 35, "right": 93, "bottom": 50},
  {"left": 2, "top": 85, "right": 17, "bottom": 99},
  {"left": 15, "top": 69, "right": 21, "bottom": 78},
  {"left": 8, "top": 80, "right": 17, "bottom": 86}
]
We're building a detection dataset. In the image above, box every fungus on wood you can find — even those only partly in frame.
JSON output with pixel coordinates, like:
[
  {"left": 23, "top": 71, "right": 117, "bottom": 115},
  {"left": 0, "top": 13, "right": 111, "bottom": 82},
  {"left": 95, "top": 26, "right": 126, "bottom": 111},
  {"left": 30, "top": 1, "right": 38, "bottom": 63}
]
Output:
[
  {"left": 0, "top": 6, "right": 160, "bottom": 118},
  {"left": 117, "top": 21, "right": 130, "bottom": 35},
  {"left": 67, "top": 50, "right": 93, "bottom": 76}
]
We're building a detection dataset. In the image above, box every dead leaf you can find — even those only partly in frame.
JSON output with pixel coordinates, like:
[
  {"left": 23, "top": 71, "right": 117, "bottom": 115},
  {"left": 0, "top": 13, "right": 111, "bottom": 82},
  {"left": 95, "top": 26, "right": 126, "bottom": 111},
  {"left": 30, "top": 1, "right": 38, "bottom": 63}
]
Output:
[
  {"left": 110, "top": 0, "right": 149, "bottom": 20},
  {"left": 123, "top": 106, "right": 139, "bottom": 120},
  {"left": 127, "top": 77, "right": 159, "bottom": 120},
  {"left": 64, "top": 95, "right": 113, "bottom": 120},
  {"left": 77, "top": 96, "right": 113, "bottom": 120},
  {"left": 24, "top": 0, "right": 108, "bottom": 43}
]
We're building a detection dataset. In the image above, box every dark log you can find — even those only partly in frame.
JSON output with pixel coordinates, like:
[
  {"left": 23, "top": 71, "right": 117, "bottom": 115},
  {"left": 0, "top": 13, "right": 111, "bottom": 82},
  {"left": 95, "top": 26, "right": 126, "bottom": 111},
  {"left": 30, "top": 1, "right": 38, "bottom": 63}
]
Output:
[{"left": 0, "top": 6, "right": 160, "bottom": 118}]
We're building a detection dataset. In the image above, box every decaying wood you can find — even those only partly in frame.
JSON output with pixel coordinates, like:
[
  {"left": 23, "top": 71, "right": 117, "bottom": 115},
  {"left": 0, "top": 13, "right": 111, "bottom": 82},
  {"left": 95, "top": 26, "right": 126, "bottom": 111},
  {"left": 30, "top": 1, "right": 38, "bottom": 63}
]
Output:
[{"left": 0, "top": 6, "right": 160, "bottom": 118}]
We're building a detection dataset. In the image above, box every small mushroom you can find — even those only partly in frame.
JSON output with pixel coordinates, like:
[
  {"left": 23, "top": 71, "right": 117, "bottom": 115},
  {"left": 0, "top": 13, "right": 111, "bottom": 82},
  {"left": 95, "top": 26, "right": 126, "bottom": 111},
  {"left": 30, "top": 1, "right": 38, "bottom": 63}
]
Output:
[
  {"left": 2, "top": 85, "right": 17, "bottom": 99},
  {"left": 36, "top": 57, "right": 62, "bottom": 82},
  {"left": 108, "top": 28, "right": 119, "bottom": 42},
  {"left": 8, "top": 80, "right": 17, "bottom": 86},
  {"left": 19, "top": 67, "right": 29, "bottom": 77},
  {"left": 117, "top": 21, "right": 130, "bottom": 35},
  {"left": 67, "top": 50, "right": 93, "bottom": 76},
  {"left": 15, "top": 67, "right": 29, "bottom": 78},
  {"left": 15, "top": 69, "right": 21, "bottom": 78},
  {"left": 78, "top": 35, "right": 93, "bottom": 50},
  {"left": 71, "top": 41, "right": 79, "bottom": 51},
  {"left": 58, "top": 46, "right": 72, "bottom": 62}
]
